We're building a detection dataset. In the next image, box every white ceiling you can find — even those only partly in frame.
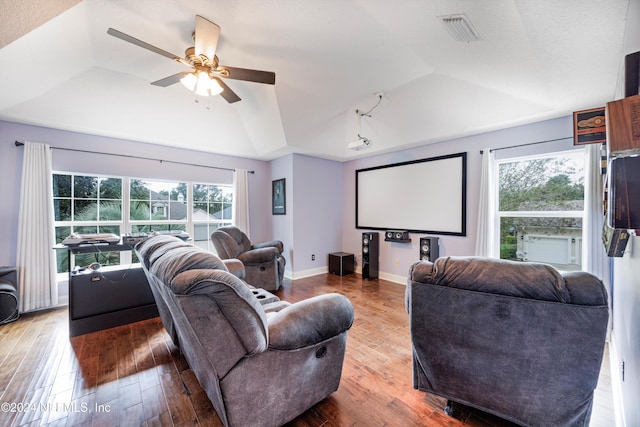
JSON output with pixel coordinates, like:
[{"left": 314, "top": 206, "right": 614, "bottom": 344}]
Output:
[{"left": 0, "top": 0, "right": 631, "bottom": 161}]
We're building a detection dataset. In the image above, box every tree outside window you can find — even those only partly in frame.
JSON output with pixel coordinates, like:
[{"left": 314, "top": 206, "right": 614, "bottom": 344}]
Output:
[
  {"left": 497, "top": 151, "right": 584, "bottom": 271},
  {"left": 53, "top": 174, "right": 233, "bottom": 273}
]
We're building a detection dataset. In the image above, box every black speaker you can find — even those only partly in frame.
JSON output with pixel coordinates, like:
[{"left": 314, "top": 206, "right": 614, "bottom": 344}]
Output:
[
  {"left": 625, "top": 51, "right": 640, "bottom": 97},
  {"left": 419, "top": 237, "right": 440, "bottom": 262},
  {"left": 362, "top": 232, "right": 379, "bottom": 280},
  {"left": 384, "top": 230, "right": 410, "bottom": 242},
  {"left": 608, "top": 156, "right": 640, "bottom": 230},
  {"left": 0, "top": 267, "right": 19, "bottom": 325},
  {"left": 328, "top": 252, "right": 355, "bottom": 276}
]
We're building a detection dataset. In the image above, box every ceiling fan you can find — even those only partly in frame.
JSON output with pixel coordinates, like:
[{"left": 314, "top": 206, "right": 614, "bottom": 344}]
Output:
[{"left": 107, "top": 15, "right": 275, "bottom": 103}]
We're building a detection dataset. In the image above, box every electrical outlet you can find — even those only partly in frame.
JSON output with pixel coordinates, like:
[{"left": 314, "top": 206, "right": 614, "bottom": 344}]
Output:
[{"left": 311, "top": 254, "right": 315, "bottom": 261}]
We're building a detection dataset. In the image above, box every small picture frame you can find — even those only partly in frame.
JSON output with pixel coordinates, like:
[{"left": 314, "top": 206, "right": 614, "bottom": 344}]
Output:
[
  {"left": 272, "top": 178, "right": 286, "bottom": 215},
  {"left": 573, "top": 107, "right": 606, "bottom": 145}
]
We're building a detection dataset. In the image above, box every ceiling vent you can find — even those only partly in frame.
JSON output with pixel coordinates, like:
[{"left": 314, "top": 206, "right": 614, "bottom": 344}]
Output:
[{"left": 439, "top": 14, "right": 481, "bottom": 43}]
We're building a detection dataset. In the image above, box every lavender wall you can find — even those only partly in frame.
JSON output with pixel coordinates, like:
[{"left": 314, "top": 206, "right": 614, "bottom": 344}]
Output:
[
  {"left": 270, "top": 155, "right": 294, "bottom": 275},
  {"left": 292, "top": 154, "right": 343, "bottom": 274},
  {"left": 341, "top": 115, "right": 579, "bottom": 283},
  {"left": 609, "top": 0, "right": 640, "bottom": 424},
  {"left": 269, "top": 154, "right": 343, "bottom": 277},
  {"left": 0, "top": 120, "right": 272, "bottom": 266}
]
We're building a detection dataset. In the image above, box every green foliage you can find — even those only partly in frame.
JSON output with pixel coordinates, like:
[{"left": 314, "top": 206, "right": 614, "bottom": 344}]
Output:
[
  {"left": 130, "top": 179, "right": 150, "bottom": 200},
  {"left": 500, "top": 243, "right": 517, "bottom": 260},
  {"left": 499, "top": 158, "right": 584, "bottom": 212}
]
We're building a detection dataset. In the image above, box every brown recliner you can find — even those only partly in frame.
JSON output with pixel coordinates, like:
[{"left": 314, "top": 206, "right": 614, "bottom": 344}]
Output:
[{"left": 210, "top": 226, "right": 286, "bottom": 291}]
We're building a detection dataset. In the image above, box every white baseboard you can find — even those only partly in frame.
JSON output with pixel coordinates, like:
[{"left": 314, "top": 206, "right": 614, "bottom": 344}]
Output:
[
  {"left": 609, "top": 333, "right": 625, "bottom": 427},
  {"left": 287, "top": 266, "right": 406, "bottom": 284},
  {"left": 285, "top": 266, "right": 327, "bottom": 280},
  {"left": 353, "top": 267, "right": 407, "bottom": 285},
  {"left": 379, "top": 272, "right": 407, "bottom": 285}
]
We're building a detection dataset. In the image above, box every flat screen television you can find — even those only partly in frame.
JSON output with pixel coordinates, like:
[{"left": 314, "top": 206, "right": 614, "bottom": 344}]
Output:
[{"left": 356, "top": 152, "right": 466, "bottom": 236}]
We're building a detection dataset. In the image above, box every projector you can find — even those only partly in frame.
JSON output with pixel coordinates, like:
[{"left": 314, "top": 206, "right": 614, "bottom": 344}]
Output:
[{"left": 348, "top": 136, "right": 371, "bottom": 151}]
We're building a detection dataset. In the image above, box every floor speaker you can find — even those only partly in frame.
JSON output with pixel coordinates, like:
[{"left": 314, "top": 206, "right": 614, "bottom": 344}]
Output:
[
  {"left": 362, "top": 232, "right": 379, "bottom": 280},
  {"left": 0, "top": 267, "right": 19, "bottom": 325},
  {"left": 419, "top": 237, "right": 440, "bottom": 262}
]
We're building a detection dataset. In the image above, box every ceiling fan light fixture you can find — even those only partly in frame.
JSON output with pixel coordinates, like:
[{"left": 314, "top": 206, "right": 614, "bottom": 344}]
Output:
[
  {"left": 180, "top": 72, "right": 197, "bottom": 91},
  {"left": 207, "top": 77, "right": 223, "bottom": 96},
  {"left": 439, "top": 14, "right": 481, "bottom": 43},
  {"left": 180, "top": 71, "right": 223, "bottom": 96}
]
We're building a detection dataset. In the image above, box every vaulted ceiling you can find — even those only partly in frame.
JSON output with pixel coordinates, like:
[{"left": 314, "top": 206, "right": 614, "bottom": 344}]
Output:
[{"left": 0, "top": 0, "right": 631, "bottom": 161}]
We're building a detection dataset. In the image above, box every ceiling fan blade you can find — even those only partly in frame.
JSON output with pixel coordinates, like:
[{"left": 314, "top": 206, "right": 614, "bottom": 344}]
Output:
[
  {"left": 194, "top": 16, "right": 220, "bottom": 61},
  {"left": 214, "top": 77, "right": 241, "bottom": 103},
  {"left": 107, "top": 28, "right": 191, "bottom": 67},
  {"left": 151, "top": 72, "right": 189, "bottom": 87},
  {"left": 219, "top": 66, "right": 276, "bottom": 85}
]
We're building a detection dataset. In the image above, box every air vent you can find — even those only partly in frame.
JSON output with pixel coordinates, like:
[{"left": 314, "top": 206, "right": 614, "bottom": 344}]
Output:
[{"left": 439, "top": 14, "right": 481, "bottom": 43}]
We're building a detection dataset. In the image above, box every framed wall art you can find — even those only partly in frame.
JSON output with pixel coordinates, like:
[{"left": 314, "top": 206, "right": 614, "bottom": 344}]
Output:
[
  {"left": 272, "top": 178, "right": 286, "bottom": 215},
  {"left": 573, "top": 107, "right": 606, "bottom": 145}
]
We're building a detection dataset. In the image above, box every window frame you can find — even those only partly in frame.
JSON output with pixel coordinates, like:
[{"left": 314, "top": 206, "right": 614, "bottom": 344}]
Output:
[
  {"left": 52, "top": 172, "right": 233, "bottom": 277},
  {"left": 493, "top": 149, "right": 585, "bottom": 271}
]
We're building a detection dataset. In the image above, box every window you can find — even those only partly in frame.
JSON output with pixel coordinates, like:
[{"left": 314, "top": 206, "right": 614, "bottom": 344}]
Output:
[
  {"left": 496, "top": 150, "right": 584, "bottom": 271},
  {"left": 192, "top": 183, "right": 233, "bottom": 252},
  {"left": 129, "top": 179, "right": 188, "bottom": 233},
  {"left": 53, "top": 174, "right": 124, "bottom": 273},
  {"left": 53, "top": 173, "right": 232, "bottom": 274}
]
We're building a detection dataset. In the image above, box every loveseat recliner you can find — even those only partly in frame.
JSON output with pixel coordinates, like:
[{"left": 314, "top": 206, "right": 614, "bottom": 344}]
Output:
[
  {"left": 406, "top": 256, "right": 609, "bottom": 427},
  {"left": 210, "top": 225, "right": 286, "bottom": 291},
  {"left": 135, "top": 235, "right": 354, "bottom": 427}
]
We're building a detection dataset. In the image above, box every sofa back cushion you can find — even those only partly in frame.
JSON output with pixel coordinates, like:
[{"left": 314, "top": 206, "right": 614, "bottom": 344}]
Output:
[
  {"left": 150, "top": 245, "right": 228, "bottom": 285},
  {"left": 211, "top": 230, "right": 240, "bottom": 259},
  {"left": 425, "top": 256, "right": 571, "bottom": 303},
  {"left": 171, "top": 269, "right": 268, "bottom": 355},
  {"left": 136, "top": 235, "right": 191, "bottom": 270},
  {"left": 137, "top": 234, "right": 268, "bottom": 356}
]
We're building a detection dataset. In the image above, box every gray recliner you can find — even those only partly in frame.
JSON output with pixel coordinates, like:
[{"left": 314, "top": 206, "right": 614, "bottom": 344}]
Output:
[
  {"left": 406, "top": 256, "right": 609, "bottom": 427},
  {"left": 211, "top": 225, "right": 286, "bottom": 291},
  {"left": 136, "top": 235, "right": 354, "bottom": 427}
]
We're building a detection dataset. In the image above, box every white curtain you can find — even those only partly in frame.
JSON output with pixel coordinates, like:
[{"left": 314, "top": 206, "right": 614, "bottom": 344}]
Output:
[
  {"left": 475, "top": 148, "right": 496, "bottom": 257},
  {"left": 16, "top": 142, "right": 58, "bottom": 312},
  {"left": 583, "top": 144, "right": 607, "bottom": 278},
  {"left": 233, "top": 168, "right": 251, "bottom": 236}
]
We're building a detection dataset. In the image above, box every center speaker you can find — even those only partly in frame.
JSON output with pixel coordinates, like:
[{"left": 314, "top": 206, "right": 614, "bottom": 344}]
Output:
[
  {"left": 362, "top": 232, "right": 379, "bottom": 280},
  {"left": 0, "top": 267, "right": 19, "bottom": 325},
  {"left": 419, "top": 237, "right": 440, "bottom": 262}
]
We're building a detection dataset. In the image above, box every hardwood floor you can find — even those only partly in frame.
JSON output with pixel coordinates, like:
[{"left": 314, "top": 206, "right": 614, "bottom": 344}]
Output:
[{"left": 0, "top": 273, "right": 614, "bottom": 426}]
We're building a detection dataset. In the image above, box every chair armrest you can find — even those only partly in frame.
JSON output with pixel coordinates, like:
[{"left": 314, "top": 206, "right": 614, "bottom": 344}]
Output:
[
  {"left": 251, "top": 240, "right": 284, "bottom": 253},
  {"left": 222, "top": 259, "right": 245, "bottom": 280},
  {"left": 267, "top": 293, "right": 354, "bottom": 350},
  {"left": 238, "top": 247, "right": 281, "bottom": 264}
]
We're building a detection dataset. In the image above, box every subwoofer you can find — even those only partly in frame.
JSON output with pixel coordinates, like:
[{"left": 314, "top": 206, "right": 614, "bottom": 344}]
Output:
[
  {"left": 362, "top": 232, "right": 379, "bottom": 280},
  {"left": 419, "top": 237, "right": 440, "bottom": 262},
  {"left": 0, "top": 267, "right": 19, "bottom": 325}
]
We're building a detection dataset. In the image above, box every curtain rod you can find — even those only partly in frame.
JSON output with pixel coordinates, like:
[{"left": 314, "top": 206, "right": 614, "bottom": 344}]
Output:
[
  {"left": 480, "top": 136, "right": 573, "bottom": 154},
  {"left": 14, "top": 141, "right": 254, "bottom": 174}
]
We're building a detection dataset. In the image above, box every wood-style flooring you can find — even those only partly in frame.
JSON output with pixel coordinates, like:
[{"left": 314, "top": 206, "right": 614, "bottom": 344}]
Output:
[{"left": 0, "top": 273, "right": 614, "bottom": 426}]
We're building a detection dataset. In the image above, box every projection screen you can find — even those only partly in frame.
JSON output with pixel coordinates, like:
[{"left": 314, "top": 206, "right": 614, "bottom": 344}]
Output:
[{"left": 356, "top": 152, "right": 466, "bottom": 235}]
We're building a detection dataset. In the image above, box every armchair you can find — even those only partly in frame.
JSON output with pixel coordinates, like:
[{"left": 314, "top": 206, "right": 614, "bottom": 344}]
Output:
[
  {"left": 136, "top": 235, "right": 354, "bottom": 427},
  {"left": 211, "top": 225, "right": 286, "bottom": 291},
  {"left": 406, "top": 256, "right": 609, "bottom": 427}
]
